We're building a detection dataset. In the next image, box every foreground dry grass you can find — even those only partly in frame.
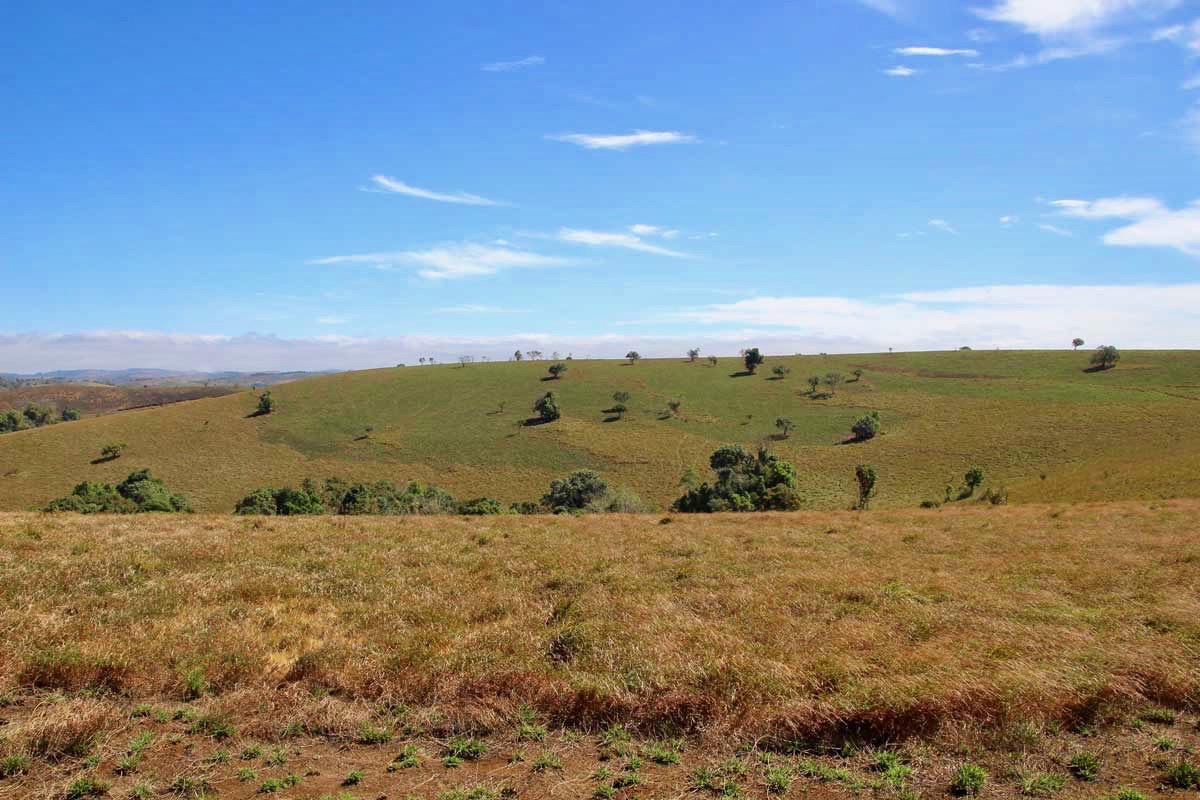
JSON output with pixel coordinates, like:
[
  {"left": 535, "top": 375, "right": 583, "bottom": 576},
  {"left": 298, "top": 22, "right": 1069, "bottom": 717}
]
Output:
[{"left": 1, "top": 504, "right": 1199, "bottom": 798}]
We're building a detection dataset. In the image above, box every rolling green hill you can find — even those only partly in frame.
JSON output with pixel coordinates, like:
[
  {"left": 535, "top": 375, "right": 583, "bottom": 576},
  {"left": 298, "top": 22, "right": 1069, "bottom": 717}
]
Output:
[{"left": 1, "top": 349, "right": 1199, "bottom": 512}]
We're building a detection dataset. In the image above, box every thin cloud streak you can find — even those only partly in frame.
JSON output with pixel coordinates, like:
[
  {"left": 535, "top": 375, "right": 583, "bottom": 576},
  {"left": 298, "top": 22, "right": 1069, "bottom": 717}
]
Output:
[
  {"left": 481, "top": 55, "right": 545, "bottom": 72},
  {"left": 547, "top": 131, "right": 698, "bottom": 150},
  {"left": 367, "top": 175, "right": 503, "bottom": 206}
]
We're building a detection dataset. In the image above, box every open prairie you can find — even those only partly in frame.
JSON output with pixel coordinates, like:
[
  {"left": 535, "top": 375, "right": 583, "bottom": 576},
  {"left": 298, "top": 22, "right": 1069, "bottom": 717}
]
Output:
[
  {"left": 1, "top": 351, "right": 1199, "bottom": 513},
  {"left": 1, "top": 502, "right": 1198, "bottom": 798}
]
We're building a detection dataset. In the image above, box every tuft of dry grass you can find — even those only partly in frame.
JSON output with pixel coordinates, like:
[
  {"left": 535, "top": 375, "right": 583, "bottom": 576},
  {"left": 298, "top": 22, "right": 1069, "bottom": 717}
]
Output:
[{"left": 2, "top": 503, "right": 1199, "bottom": 746}]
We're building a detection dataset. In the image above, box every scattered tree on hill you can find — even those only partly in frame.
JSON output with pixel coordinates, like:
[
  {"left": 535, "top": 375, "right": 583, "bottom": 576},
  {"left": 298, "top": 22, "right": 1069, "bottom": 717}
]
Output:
[
  {"left": 823, "top": 372, "right": 844, "bottom": 395},
  {"left": 963, "top": 465, "right": 985, "bottom": 497},
  {"left": 850, "top": 411, "right": 881, "bottom": 442},
  {"left": 707, "top": 355, "right": 719, "bottom": 367},
  {"left": 666, "top": 399, "right": 682, "bottom": 417},
  {"left": 542, "top": 470, "right": 609, "bottom": 512},
  {"left": 855, "top": 464, "right": 877, "bottom": 510},
  {"left": 0, "top": 410, "right": 23, "bottom": 433},
  {"left": 21, "top": 403, "right": 54, "bottom": 427},
  {"left": 1072, "top": 337, "right": 1085, "bottom": 351},
  {"left": 458, "top": 355, "right": 474, "bottom": 367},
  {"left": 673, "top": 444, "right": 801, "bottom": 513},
  {"left": 533, "top": 392, "right": 561, "bottom": 423},
  {"left": 513, "top": 350, "right": 523, "bottom": 361},
  {"left": 626, "top": 350, "right": 641, "bottom": 364},
  {"left": 256, "top": 391, "right": 276, "bottom": 416},
  {"left": 1090, "top": 345, "right": 1120, "bottom": 370},
  {"left": 99, "top": 442, "right": 127, "bottom": 461},
  {"left": 547, "top": 362, "right": 568, "bottom": 380},
  {"left": 687, "top": 347, "right": 701, "bottom": 362},
  {"left": 743, "top": 347, "right": 765, "bottom": 374},
  {"left": 44, "top": 469, "right": 192, "bottom": 514},
  {"left": 236, "top": 478, "right": 458, "bottom": 516},
  {"left": 419, "top": 358, "right": 426, "bottom": 365},
  {"left": 851, "top": 368, "right": 864, "bottom": 382},
  {"left": 772, "top": 366, "right": 790, "bottom": 379},
  {"left": 610, "top": 391, "right": 631, "bottom": 419},
  {"left": 806, "top": 375, "right": 821, "bottom": 395},
  {"left": 61, "top": 408, "right": 81, "bottom": 421},
  {"left": 775, "top": 417, "right": 794, "bottom": 438}
]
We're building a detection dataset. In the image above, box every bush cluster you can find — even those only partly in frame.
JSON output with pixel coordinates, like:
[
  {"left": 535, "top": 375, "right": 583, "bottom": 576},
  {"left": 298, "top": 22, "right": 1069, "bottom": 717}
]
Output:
[
  {"left": 234, "top": 478, "right": 459, "bottom": 516},
  {"left": 44, "top": 469, "right": 192, "bottom": 513},
  {"left": 674, "top": 445, "right": 801, "bottom": 512},
  {"left": 0, "top": 402, "right": 80, "bottom": 433}
]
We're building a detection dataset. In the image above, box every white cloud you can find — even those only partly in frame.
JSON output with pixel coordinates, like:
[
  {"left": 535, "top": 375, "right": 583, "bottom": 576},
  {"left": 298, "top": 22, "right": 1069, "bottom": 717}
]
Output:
[
  {"left": 547, "top": 131, "right": 698, "bottom": 150},
  {"left": 884, "top": 65, "right": 919, "bottom": 76},
  {"left": 367, "top": 175, "right": 502, "bottom": 206},
  {"left": 988, "top": 37, "right": 1125, "bottom": 69},
  {"left": 974, "top": 0, "right": 1180, "bottom": 36},
  {"left": 928, "top": 218, "right": 958, "bottom": 233},
  {"left": 481, "top": 55, "right": 545, "bottom": 72},
  {"left": 673, "top": 283, "right": 1200, "bottom": 349},
  {"left": 894, "top": 46, "right": 981, "bottom": 56},
  {"left": 555, "top": 228, "right": 690, "bottom": 258},
  {"left": 629, "top": 224, "right": 681, "bottom": 239},
  {"left": 1046, "top": 196, "right": 1200, "bottom": 255},
  {"left": 1000, "top": 215, "right": 1020, "bottom": 225},
  {"left": 312, "top": 244, "right": 572, "bottom": 280},
  {"left": 1184, "top": 75, "right": 1200, "bottom": 90},
  {"left": 1154, "top": 19, "right": 1200, "bottom": 52},
  {"left": 856, "top": 0, "right": 903, "bottom": 16},
  {"left": 1050, "top": 196, "right": 1166, "bottom": 218},
  {"left": 1038, "top": 223, "right": 1078, "bottom": 236}
]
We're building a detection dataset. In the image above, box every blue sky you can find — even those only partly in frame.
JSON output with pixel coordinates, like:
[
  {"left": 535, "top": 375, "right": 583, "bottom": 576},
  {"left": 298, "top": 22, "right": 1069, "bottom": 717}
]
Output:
[{"left": 2, "top": 0, "right": 1199, "bottom": 370}]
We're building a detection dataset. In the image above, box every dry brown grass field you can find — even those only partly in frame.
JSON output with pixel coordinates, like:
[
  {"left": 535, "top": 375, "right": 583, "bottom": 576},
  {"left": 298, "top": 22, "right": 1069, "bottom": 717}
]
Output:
[
  {"left": 0, "top": 384, "right": 237, "bottom": 420},
  {"left": 2, "top": 503, "right": 1198, "bottom": 798}
]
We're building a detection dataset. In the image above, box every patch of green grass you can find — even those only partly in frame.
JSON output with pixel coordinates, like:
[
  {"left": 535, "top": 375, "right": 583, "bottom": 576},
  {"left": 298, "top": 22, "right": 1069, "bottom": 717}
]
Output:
[
  {"left": 532, "top": 752, "right": 563, "bottom": 772},
  {"left": 357, "top": 723, "right": 393, "bottom": 744},
  {"left": 188, "top": 714, "right": 234, "bottom": 740},
  {"left": 266, "top": 747, "right": 288, "bottom": 767},
  {"left": 127, "top": 784, "right": 153, "bottom": 800},
  {"left": 0, "top": 754, "right": 31, "bottom": 777},
  {"left": 66, "top": 777, "right": 112, "bottom": 798},
  {"left": 1164, "top": 761, "right": 1200, "bottom": 789},
  {"left": 168, "top": 776, "right": 212, "bottom": 797},
  {"left": 950, "top": 762, "right": 987, "bottom": 796},
  {"left": 1140, "top": 708, "right": 1176, "bottom": 725},
  {"left": 1104, "top": 790, "right": 1147, "bottom": 800},
  {"left": 1155, "top": 735, "right": 1176, "bottom": 751},
  {"left": 1018, "top": 771, "right": 1067, "bottom": 797},
  {"left": 236, "top": 768, "right": 257, "bottom": 783},
  {"left": 183, "top": 668, "right": 206, "bottom": 700},
  {"left": 240, "top": 743, "right": 263, "bottom": 760},
  {"left": 765, "top": 765, "right": 792, "bottom": 793},
  {"left": 641, "top": 739, "right": 683, "bottom": 765},
  {"left": 1069, "top": 751, "right": 1100, "bottom": 781},
  {"left": 342, "top": 770, "right": 365, "bottom": 786},
  {"left": 446, "top": 736, "right": 487, "bottom": 760},
  {"left": 388, "top": 744, "right": 421, "bottom": 770}
]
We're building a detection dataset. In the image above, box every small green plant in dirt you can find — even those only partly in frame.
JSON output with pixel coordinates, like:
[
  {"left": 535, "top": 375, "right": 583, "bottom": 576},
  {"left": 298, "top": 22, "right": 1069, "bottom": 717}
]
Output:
[
  {"left": 183, "top": 668, "right": 206, "bottom": 700},
  {"left": 189, "top": 715, "right": 234, "bottom": 740},
  {"left": 1141, "top": 708, "right": 1176, "bottom": 725},
  {"left": 641, "top": 739, "right": 683, "bottom": 765},
  {"left": 599, "top": 724, "right": 631, "bottom": 756},
  {"left": 237, "top": 768, "right": 257, "bottom": 783},
  {"left": 796, "top": 758, "right": 852, "bottom": 783},
  {"left": 342, "top": 770, "right": 365, "bottom": 786},
  {"left": 357, "top": 722, "right": 393, "bottom": 744},
  {"left": 442, "top": 754, "right": 464, "bottom": 769},
  {"left": 388, "top": 744, "right": 421, "bottom": 770},
  {"left": 115, "top": 756, "right": 140, "bottom": 775},
  {"left": 266, "top": 747, "right": 289, "bottom": 766},
  {"left": 169, "top": 775, "right": 212, "bottom": 797},
  {"left": 240, "top": 744, "right": 263, "bottom": 760},
  {"left": 130, "top": 704, "right": 152, "bottom": 718},
  {"left": 437, "top": 787, "right": 498, "bottom": 800},
  {"left": 0, "top": 755, "right": 31, "bottom": 776},
  {"left": 950, "top": 762, "right": 987, "bottom": 796},
  {"left": 592, "top": 785, "right": 617, "bottom": 800},
  {"left": 172, "top": 706, "right": 197, "bottom": 722},
  {"left": 66, "top": 778, "right": 112, "bottom": 798},
  {"left": 1164, "top": 761, "right": 1200, "bottom": 789},
  {"left": 128, "top": 785, "right": 154, "bottom": 800},
  {"left": 446, "top": 736, "right": 488, "bottom": 761},
  {"left": 516, "top": 709, "right": 547, "bottom": 741},
  {"left": 1018, "top": 771, "right": 1067, "bottom": 797},
  {"left": 873, "top": 751, "right": 912, "bottom": 787},
  {"left": 1069, "top": 751, "right": 1100, "bottom": 780},
  {"left": 1155, "top": 735, "right": 1176, "bottom": 751},
  {"left": 1104, "top": 790, "right": 1147, "bottom": 800},
  {"left": 127, "top": 731, "right": 155, "bottom": 755},
  {"left": 532, "top": 752, "right": 563, "bottom": 772},
  {"left": 765, "top": 765, "right": 792, "bottom": 793}
]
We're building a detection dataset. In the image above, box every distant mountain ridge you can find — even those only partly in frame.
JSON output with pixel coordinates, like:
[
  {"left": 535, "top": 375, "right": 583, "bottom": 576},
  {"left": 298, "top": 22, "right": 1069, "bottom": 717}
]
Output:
[{"left": 0, "top": 369, "right": 338, "bottom": 387}]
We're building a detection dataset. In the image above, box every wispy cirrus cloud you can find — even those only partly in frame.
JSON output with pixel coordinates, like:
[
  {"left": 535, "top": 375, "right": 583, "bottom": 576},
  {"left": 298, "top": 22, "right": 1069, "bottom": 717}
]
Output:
[
  {"left": 1049, "top": 196, "right": 1166, "bottom": 218},
  {"left": 481, "top": 55, "right": 545, "bottom": 72},
  {"left": 928, "top": 218, "right": 957, "bottom": 233},
  {"left": 629, "top": 224, "right": 680, "bottom": 239},
  {"left": 884, "top": 65, "right": 919, "bottom": 77},
  {"left": 855, "top": 0, "right": 903, "bottom": 17},
  {"left": 547, "top": 130, "right": 697, "bottom": 150},
  {"left": 1038, "top": 222, "right": 1077, "bottom": 237},
  {"left": 1153, "top": 19, "right": 1200, "bottom": 52},
  {"left": 366, "top": 175, "right": 504, "bottom": 206},
  {"left": 894, "top": 46, "right": 981, "bottom": 56},
  {"left": 312, "top": 243, "right": 572, "bottom": 280},
  {"left": 555, "top": 227, "right": 691, "bottom": 257}
]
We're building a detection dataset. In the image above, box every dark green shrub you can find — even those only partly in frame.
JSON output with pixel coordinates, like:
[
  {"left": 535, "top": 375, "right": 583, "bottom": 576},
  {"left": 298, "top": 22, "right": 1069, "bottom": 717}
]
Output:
[
  {"left": 950, "top": 763, "right": 986, "bottom": 795},
  {"left": 851, "top": 412, "right": 881, "bottom": 441},
  {"left": 533, "top": 392, "right": 560, "bottom": 422},
  {"left": 44, "top": 469, "right": 190, "bottom": 513},
  {"left": 742, "top": 348, "right": 765, "bottom": 374},
  {"left": 674, "top": 445, "right": 801, "bottom": 513},
  {"left": 543, "top": 470, "right": 609, "bottom": 512},
  {"left": 460, "top": 497, "right": 506, "bottom": 515}
]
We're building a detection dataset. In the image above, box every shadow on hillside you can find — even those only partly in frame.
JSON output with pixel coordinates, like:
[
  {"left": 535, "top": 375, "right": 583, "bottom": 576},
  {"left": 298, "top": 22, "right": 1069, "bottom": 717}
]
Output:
[
  {"left": 1083, "top": 365, "right": 1115, "bottom": 373},
  {"left": 728, "top": 371, "right": 753, "bottom": 378},
  {"left": 602, "top": 415, "right": 621, "bottom": 423},
  {"left": 521, "top": 417, "right": 554, "bottom": 427},
  {"left": 767, "top": 376, "right": 785, "bottom": 381},
  {"left": 90, "top": 455, "right": 119, "bottom": 465},
  {"left": 539, "top": 376, "right": 565, "bottom": 382},
  {"left": 245, "top": 409, "right": 269, "bottom": 419}
]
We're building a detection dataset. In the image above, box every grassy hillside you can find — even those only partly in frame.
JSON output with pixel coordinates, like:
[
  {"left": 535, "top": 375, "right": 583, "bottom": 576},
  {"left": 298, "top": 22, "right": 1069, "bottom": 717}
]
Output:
[
  {"left": 2, "top": 504, "right": 1198, "bottom": 797},
  {"left": 0, "top": 382, "right": 237, "bottom": 420},
  {"left": 1, "top": 350, "right": 1199, "bottom": 512}
]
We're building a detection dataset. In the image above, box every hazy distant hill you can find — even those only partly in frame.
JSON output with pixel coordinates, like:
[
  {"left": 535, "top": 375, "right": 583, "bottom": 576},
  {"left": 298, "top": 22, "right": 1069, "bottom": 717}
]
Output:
[{"left": 0, "top": 368, "right": 337, "bottom": 387}]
